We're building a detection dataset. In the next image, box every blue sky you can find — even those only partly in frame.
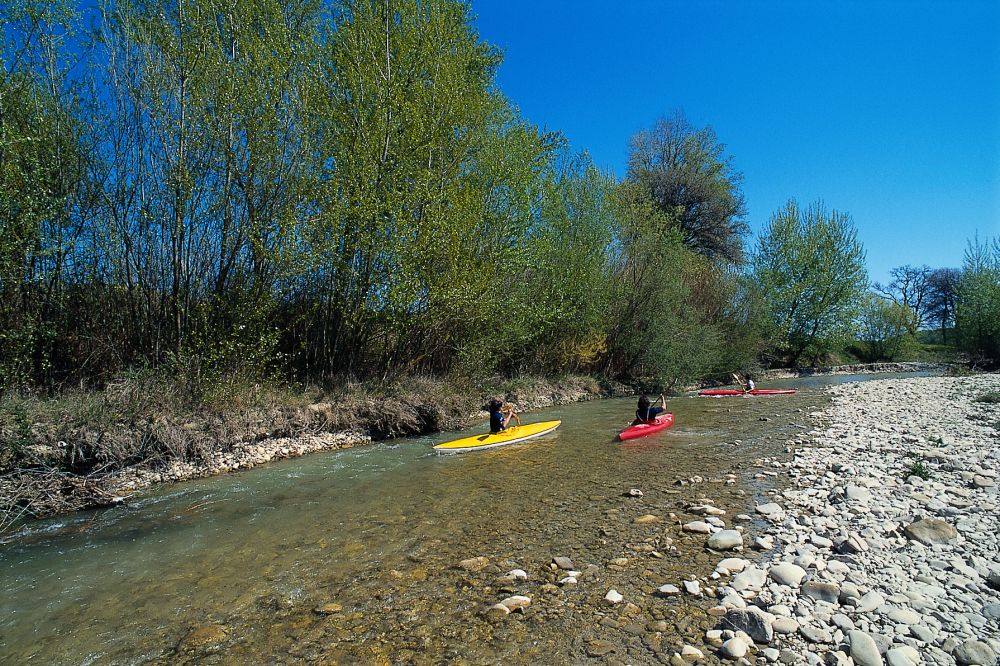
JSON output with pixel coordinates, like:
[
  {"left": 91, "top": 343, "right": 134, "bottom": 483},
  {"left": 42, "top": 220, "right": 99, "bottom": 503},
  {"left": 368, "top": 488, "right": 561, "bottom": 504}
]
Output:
[{"left": 472, "top": 0, "right": 1000, "bottom": 282}]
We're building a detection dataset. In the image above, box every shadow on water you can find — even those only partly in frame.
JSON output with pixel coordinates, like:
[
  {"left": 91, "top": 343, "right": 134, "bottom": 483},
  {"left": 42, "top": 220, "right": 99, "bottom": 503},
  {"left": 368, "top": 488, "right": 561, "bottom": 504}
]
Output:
[{"left": 0, "top": 371, "right": 934, "bottom": 664}]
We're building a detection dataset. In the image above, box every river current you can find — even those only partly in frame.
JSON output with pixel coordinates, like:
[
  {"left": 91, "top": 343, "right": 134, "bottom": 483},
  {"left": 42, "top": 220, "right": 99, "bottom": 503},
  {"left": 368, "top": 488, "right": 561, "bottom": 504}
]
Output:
[{"left": 0, "top": 373, "right": 931, "bottom": 665}]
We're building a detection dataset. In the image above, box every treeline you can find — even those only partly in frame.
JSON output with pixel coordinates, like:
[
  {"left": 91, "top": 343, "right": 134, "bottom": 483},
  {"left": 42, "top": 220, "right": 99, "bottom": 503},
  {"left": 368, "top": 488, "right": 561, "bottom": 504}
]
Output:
[{"left": 2, "top": 0, "right": 997, "bottom": 399}]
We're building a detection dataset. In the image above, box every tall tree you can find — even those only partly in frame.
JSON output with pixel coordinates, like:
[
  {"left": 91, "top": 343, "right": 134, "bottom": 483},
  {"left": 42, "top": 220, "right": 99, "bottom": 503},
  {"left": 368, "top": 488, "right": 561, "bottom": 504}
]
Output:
[
  {"left": 626, "top": 111, "right": 747, "bottom": 264},
  {"left": 926, "top": 267, "right": 960, "bottom": 343},
  {"left": 955, "top": 237, "right": 1000, "bottom": 360},
  {"left": 752, "top": 199, "right": 868, "bottom": 365},
  {"left": 872, "top": 264, "right": 933, "bottom": 332}
]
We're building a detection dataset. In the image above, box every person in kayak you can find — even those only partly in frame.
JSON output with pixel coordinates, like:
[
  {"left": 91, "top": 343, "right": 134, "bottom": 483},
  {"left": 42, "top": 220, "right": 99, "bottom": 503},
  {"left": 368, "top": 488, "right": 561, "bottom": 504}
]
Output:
[
  {"left": 634, "top": 394, "right": 667, "bottom": 424},
  {"left": 733, "top": 373, "right": 756, "bottom": 393},
  {"left": 488, "top": 398, "right": 520, "bottom": 433}
]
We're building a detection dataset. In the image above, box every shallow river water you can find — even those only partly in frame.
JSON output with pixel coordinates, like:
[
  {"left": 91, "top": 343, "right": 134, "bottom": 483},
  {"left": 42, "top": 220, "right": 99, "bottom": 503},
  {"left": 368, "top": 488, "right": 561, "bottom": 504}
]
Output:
[{"left": 0, "top": 373, "right": 930, "bottom": 665}]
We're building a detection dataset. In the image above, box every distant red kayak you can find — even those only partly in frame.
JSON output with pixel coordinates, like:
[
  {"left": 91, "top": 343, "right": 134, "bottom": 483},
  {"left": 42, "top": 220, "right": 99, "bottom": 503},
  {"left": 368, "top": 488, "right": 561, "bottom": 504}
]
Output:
[
  {"left": 618, "top": 413, "right": 675, "bottom": 441},
  {"left": 698, "top": 389, "right": 797, "bottom": 396}
]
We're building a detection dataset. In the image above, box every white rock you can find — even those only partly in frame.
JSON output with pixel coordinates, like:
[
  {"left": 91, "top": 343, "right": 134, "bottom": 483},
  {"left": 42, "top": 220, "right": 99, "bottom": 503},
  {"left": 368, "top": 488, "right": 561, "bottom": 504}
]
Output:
[{"left": 769, "top": 562, "right": 807, "bottom": 587}]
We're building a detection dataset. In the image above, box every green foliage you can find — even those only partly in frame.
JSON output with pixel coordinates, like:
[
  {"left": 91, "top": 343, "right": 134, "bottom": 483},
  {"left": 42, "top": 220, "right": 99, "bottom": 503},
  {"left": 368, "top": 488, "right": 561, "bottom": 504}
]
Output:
[
  {"left": 974, "top": 391, "right": 1000, "bottom": 404},
  {"left": 905, "top": 461, "right": 931, "bottom": 481},
  {"left": 857, "top": 294, "right": 919, "bottom": 362},
  {"left": 955, "top": 237, "right": 1000, "bottom": 361},
  {"left": 752, "top": 199, "right": 869, "bottom": 366},
  {"left": 627, "top": 112, "right": 748, "bottom": 264}
]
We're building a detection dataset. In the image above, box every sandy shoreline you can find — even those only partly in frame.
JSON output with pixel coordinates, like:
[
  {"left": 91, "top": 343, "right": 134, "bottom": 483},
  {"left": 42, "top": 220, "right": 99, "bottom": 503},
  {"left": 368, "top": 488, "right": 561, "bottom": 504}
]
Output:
[{"left": 668, "top": 374, "right": 999, "bottom": 665}]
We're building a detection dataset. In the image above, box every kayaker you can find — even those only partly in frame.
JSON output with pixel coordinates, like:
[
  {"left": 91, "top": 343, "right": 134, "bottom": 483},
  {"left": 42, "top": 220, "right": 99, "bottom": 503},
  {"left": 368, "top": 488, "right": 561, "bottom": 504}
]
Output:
[
  {"left": 634, "top": 394, "right": 667, "bottom": 424},
  {"left": 488, "top": 398, "right": 519, "bottom": 433},
  {"left": 733, "top": 373, "right": 756, "bottom": 393}
]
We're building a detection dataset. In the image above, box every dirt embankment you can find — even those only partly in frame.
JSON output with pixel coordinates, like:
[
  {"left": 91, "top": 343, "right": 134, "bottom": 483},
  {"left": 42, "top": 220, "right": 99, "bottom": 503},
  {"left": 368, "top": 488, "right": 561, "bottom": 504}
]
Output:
[{"left": 0, "top": 374, "right": 626, "bottom": 533}]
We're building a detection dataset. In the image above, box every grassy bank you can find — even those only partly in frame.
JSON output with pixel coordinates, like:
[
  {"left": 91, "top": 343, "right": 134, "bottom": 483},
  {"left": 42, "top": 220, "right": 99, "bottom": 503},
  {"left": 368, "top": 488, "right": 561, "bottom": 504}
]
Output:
[{"left": 0, "top": 373, "right": 622, "bottom": 533}]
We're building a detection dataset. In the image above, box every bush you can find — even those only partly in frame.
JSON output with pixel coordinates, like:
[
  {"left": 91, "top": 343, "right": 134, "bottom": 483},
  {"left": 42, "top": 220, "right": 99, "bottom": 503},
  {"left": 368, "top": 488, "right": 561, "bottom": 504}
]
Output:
[{"left": 905, "top": 461, "right": 932, "bottom": 480}]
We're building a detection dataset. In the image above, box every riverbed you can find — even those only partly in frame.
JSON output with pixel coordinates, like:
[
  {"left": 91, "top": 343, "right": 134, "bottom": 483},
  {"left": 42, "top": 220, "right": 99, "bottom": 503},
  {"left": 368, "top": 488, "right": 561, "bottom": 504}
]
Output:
[{"left": 0, "top": 373, "right": 933, "bottom": 665}]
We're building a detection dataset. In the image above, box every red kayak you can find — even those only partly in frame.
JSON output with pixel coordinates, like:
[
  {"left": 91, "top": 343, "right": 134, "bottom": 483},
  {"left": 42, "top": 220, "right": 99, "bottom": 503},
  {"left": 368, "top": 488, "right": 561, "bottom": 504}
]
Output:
[
  {"left": 698, "top": 389, "right": 796, "bottom": 396},
  {"left": 618, "top": 413, "right": 675, "bottom": 441}
]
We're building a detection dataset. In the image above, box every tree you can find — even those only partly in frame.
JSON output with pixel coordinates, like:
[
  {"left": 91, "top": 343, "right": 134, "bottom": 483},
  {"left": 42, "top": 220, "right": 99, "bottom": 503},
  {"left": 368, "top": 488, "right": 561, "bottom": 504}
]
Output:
[
  {"left": 955, "top": 237, "right": 1000, "bottom": 361},
  {"left": 752, "top": 199, "right": 868, "bottom": 365},
  {"left": 626, "top": 112, "right": 747, "bottom": 264},
  {"left": 872, "top": 264, "right": 933, "bottom": 332},
  {"left": 858, "top": 294, "right": 918, "bottom": 361},
  {"left": 926, "top": 268, "right": 960, "bottom": 343}
]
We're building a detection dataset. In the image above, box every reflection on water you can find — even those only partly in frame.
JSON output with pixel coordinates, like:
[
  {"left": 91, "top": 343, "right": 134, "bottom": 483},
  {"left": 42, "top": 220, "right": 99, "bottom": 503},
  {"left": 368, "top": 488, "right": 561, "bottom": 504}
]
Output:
[{"left": 0, "top": 373, "right": 930, "bottom": 664}]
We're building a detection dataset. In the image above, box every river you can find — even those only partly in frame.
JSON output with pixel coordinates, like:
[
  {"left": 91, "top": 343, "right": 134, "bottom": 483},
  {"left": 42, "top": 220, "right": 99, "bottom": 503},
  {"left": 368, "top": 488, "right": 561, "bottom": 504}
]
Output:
[{"left": 0, "top": 373, "right": 932, "bottom": 665}]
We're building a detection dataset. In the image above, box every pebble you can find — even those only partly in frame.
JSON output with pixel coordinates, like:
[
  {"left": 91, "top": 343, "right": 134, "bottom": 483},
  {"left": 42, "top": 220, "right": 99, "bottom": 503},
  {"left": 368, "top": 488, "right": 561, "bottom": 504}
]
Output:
[{"left": 603, "top": 589, "right": 623, "bottom": 605}]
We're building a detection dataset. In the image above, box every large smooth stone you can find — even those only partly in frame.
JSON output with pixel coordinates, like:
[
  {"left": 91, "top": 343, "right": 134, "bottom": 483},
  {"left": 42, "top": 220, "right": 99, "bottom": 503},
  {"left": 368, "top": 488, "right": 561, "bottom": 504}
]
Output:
[
  {"left": 886, "top": 646, "right": 921, "bottom": 666},
  {"left": 720, "top": 636, "right": 749, "bottom": 659},
  {"left": 848, "top": 630, "right": 884, "bottom": 666},
  {"left": 731, "top": 566, "right": 767, "bottom": 591},
  {"left": 707, "top": 530, "right": 744, "bottom": 550},
  {"left": 769, "top": 562, "right": 807, "bottom": 587},
  {"left": 723, "top": 607, "right": 773, "bottom": 644},
  {"left": 902, "top": 518, "right": 958, "bottom": 545},
  {"left": 953, "top": 640, "right": 997, "bottom": 666}
]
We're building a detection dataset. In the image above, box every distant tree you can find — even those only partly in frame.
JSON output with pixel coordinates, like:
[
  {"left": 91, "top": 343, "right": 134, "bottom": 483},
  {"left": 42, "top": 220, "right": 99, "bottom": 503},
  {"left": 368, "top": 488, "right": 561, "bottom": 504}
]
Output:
[
  {"left": 752, "top": 199, "right": 868, "bottom": 366},
  {"left": 955, "top": 237, "right": 1000, "bottom": 360},
  {"left": 872, "top": 264, "right": 933, "bottom": 332},
  {"left": 626, "top": 112, "right": 748, "bottom": 264},
  {"left": 926, "top": 268, "right": 960, "bottom": 343},
  {"left": 858, "top": 294, "right": 918, "bottom": 361}
]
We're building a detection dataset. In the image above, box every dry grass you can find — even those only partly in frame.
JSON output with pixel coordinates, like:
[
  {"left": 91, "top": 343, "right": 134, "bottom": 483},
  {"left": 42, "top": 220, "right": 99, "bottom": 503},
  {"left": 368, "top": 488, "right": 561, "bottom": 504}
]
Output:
[{"left": 0, "top": 371, "right": 608, "bottom": 532}]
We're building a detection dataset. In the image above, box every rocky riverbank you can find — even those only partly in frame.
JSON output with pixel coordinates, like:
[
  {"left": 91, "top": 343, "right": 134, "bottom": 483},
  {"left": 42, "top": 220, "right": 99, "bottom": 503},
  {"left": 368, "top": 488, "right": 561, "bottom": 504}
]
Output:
[
  {"left": 651, "top": 374, "right": 999, "bottom": 665},
  {"left": 0, "top": 374, "right": 617, "bottom": 535}
]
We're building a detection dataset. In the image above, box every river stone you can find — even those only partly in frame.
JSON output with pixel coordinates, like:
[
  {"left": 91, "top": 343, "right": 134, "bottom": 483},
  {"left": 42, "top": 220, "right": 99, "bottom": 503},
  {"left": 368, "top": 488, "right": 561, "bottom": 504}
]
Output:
[
  {"left": 499, "top": 595, "right": 531, "bottom": 611},
  {"left": 312, "top": 603, "right": 343, "bottom": 615},
  {"left": 769, "top": 562, "right": 807, "bottom": 587},
  {"left": 802, "top": 581, "right": 840, "bottom": 604},
  {"left": 604, "top": 589, "right": 624, "bottom": 605},
  {"left": 837, "top": 532, "right": 869, "bottom": 554},
  {"left": 856, "top": 590, "right": 886, "bottom": 613},
  {"left": 732, "top": 566, "right": 767, "bottom": 591},
  {"left": 723, "top": 607, "right": 773, "bottom": 644},
  {"left": 887, "top": 607, "right": 922, "bottom": 625},
  {"left": 707, "top": 530, "right": 744, "bottom": 550},
  {"left": 772, "top": 617, "right": 799, "bottom": 634},
  {"left": 553, "top": 556, "right": 574, "bottom": 570},
  {"left": 181, "top": 624, "right": 228, "bottom": 647},
  {"left": 902, "top": 518, "right": 958, "bottom": 545},
  {"left": 683, "top": 580, "right": 701, "bottom": 596},
  {"left": 459, "top": 556, "right": 489, "bottom": 572},
  {"left": 717, "top": 557, "right": 749, "bottom": 574},
  {"left": 848, "top": 630, "right": 884, "bottom": 666},
  {"left": 886, "top": 646, "right": 921, "bottom": 666},
  {"left": 983, "top": 603, "right": 1000, "bottom": 619},
  {"left": 756, "top": 502, "right": 783, "bottom": 516},
  {"left": 720, "top": 636, "right": 749, "bottom": 659},
  {"left": 657, "top": 583, "right": 681, "bottom": 596},
  {"left": 486, "top": 603, "right": 510, "bottom": 619},
  {"left": 953, "top": 639, "right": 996, "bottom": 665},
  {"left": 586, "top": 639, "right": 615, "bottom": 657},
  {"left": 799, "top": 624, "right": 832, "bottom": 643},
  {"left": 634, "top": 513, "right": 660, "bottom": 524},
  {"left": 682, "top": 645, "right": 705, "bottom": 660},
  {"left": 846, "top": 484, "right": 873, "bottom": 502},
  {"left": 988, "top": 571, "right": 1000, "bottom": 591},
  {"left": 684, "top": 521, "right": 713, "bottom": 533},
  {"left": 508, "top": 569, "right": 528, "bottom": 581}
]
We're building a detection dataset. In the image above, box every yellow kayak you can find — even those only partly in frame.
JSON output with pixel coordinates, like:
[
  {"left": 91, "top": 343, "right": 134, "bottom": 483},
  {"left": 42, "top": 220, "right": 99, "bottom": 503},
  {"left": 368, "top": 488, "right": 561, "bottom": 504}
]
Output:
[{"left": 433, "top": 420, "right": 562, "bottom": 454}]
